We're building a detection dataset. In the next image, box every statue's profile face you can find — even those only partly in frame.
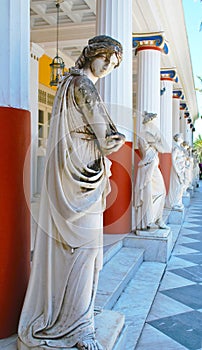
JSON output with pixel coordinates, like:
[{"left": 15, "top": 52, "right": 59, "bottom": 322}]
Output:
[{"left": 90, "top": 53, "right": 118, "bottom": 78}]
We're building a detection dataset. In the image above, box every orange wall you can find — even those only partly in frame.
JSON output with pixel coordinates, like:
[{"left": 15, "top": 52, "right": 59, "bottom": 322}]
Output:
[{"left": 39, "top": 54, "right": 57, "bottom": 91}]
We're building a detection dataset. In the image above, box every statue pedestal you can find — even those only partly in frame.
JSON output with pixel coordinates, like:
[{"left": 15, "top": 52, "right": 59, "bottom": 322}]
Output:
[
  {"left": 124, "top": 228, "right": 172, "bottom": 263},
  {"left": 168, "top": 207, "right": 185, "bottom": 225},
  {"left": 182, "top": 192, "right": 190, "bottom": 207}
]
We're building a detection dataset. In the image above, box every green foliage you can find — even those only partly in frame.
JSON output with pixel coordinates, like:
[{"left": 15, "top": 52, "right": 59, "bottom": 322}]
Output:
[{"left": 194, "top": 134, "right": 202, "bottom": 162}]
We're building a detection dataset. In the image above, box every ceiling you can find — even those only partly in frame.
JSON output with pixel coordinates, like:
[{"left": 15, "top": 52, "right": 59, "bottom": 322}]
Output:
[{"left": 30, "top": 0, "right": 198, "bottom": 120}]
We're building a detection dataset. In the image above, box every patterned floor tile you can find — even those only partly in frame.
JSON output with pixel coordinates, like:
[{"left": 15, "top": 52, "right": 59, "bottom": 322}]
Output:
[
  {"left": 172, "top": 245, "right": 198, "bottom": 255},
  {"left": 161, "top": 284, "right": 202, "bottom": 309},
  {"left": 159, "top": 271, "right": 196, "bottom": 290},
  {"left": 186, "top": 233, "right": 202, "bottom": 240},
  {"left": 167, "top": 255, "right": 197, "bottom": 270},
  {"left": 170, "top": 265, "right": 202, "bottom": 283},
  {"left": 148, "top": 311, "right": 202, "bottom": 350},
  {"left": 182, "top": 241, "right": 202, "bottom": 252},
  {"left": 183, "top": 223, "right": 201, "bottom": 228},
  {"left": 177, "top": 236, "right": 199, "bottom": 244},
  {"left": 146, "top": 292, "right": 192, "bottom": 322},
  {"left": 136, "top": 324, "right": 188, "bottom": 350},
  {"left": 177, "top": 253, "right": 202, "bottom": 265}
]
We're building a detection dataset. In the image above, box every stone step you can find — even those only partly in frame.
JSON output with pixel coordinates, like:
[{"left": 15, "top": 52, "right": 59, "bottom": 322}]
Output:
[
  {"left": 95, "top": 309, "right": 125, "bottom": 350},
  {"left": 103, "top": 239, "right": 123, "bottom": 266},
  {"left": 113, "top": 325, "right": 129, "bottom": 350},
  {"left": 113, "top": 261, "right": 166, "bottom": 350},
  {"left": 95, "top": 247, "right": 144, "bottom": 310}
]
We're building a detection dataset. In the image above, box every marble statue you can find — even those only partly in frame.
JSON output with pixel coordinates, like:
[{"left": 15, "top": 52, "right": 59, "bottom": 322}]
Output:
[
  {"left": 182, "top": 141, "right": 192, "bottom": 194},
  {"left": 167, "top": 134, "right": 185, "bottom": 210},
  {"left": 134, "top": 112, "right": 168, "bottom": 231},
  {"left": 18, "top": 35, "right": 125, "bottom": 350},
  {"left": 192, "top": 150, "right": 199, "bottom": 188}
]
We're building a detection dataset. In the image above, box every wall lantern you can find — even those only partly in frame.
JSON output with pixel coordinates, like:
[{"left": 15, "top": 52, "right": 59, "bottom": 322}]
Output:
[{"left": 50, "top": 0, "right": 65, "bottom": 86}]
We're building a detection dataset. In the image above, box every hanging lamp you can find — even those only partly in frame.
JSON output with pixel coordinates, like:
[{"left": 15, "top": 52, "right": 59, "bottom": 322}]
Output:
[{"left": 50, "top": 0, "right": 65, "bottom": 86}]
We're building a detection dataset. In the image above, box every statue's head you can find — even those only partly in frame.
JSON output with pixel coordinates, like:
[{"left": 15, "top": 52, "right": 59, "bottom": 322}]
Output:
[
  {"left": 182, "top": 141, "right": 189, "bottom": 149},
  {"left": 142, "top": 111, "right": 157, "bottom": 124},
  {"left": 75, "top": 35, "right": 123, "bottom": 70},
  {"left": 173, "top": 133, "right": 183, "bottom": 143}
]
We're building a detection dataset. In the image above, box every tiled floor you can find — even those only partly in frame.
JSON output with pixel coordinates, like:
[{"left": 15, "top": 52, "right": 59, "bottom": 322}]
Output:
[{"left": 136, "top": 183, "right": 202, "bottom": 350}]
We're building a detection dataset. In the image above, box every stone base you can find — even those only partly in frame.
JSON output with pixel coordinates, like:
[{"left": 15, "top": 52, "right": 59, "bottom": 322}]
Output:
[
  {"left": 168, "top": 207, "right": 185, "bottom": 225},
  {"left": 124, "top": 228, "right": 172, "bottom": 263},
  {"left": 182, "top": 192, "right": 190, "bottom": 207}
]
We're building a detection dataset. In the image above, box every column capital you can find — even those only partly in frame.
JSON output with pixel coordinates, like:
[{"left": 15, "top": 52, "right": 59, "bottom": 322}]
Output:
[
  {"left": 173, "top": 89, "right": 184, "bottom": 99},
  {"left": 184, "top": 111, "right": 190, "bottom": 118},
  {"left": 160, "top": 68, "right": 178, "bottom": 82},
  {"left": 180, "top": 101, "right": 187, "bottom": 110},
  {"left": 132, "top": 31, "right": 169, "bottom": 55}
]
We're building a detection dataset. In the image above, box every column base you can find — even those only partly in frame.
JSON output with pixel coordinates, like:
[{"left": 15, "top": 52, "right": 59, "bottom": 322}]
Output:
[
  {"left": 168, "top": 207, "right": 185, "bottom": 225},
  {"left": 124, "top": 228, "right": 172, "bottom": 263}
]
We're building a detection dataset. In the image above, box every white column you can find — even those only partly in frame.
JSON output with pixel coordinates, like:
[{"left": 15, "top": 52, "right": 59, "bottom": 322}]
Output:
[
  {"left": 96, "top": 0, "right": 133, "bottom": 140},
  {"left": 184, "top": 112, "right": 193, "bottom": 145},
  {"left": 30, "top": 43, "right": 44, "bottom": 198},
  {"left": 160, "top": 69, "right": 178, "bottom": 152},
  {"left": 133, "top": 33, "right": 169, "bottom": 137},
  {"left": 172, "top": 90, "right": 183, "bottom": 136},
  {"left": 180, "top": 101, "right": 187, "bottom": 137},
  {"left": 0, "top": 0, "right": 29, "bottom": 109}
]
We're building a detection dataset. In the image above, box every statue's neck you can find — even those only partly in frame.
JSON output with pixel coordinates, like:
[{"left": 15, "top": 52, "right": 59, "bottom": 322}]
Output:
[{"left": 83, "top": 67, "right": 98, "bottom": 84}]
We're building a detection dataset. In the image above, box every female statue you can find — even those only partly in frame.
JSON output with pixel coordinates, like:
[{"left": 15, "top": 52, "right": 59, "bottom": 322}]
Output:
[
  {"left": 18, "top": 35, "right": 125, "bottom": 350},
  {"left": 134, "top": 112, "right": 168, "bottom": 231},
  {"left": 167, "top": 134, "right": 185, "bottom": 210}
]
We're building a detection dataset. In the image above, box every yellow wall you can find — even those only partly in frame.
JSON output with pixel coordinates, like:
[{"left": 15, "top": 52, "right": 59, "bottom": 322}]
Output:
[{"left": 39, "top": 54, "right": 57, "bottom": 91}]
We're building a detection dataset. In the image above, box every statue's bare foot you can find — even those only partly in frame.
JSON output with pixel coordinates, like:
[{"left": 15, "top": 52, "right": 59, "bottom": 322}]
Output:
[{"left": 76, "top": 338, "right": 103, "bottom": 350}]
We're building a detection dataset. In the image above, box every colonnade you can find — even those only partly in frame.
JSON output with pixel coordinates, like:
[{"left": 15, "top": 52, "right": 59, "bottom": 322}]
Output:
[{"left": 0, "top": 0, "right": 195, "bottom": 339}]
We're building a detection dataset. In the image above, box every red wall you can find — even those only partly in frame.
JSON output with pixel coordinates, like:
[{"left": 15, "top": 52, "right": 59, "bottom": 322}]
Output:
[
  {"left": 0, "top": 107, "right": 30, "bottom": 338},
  {"left": 104, "top": 142, "right": 132, "bottom": 234},
  {"left": 159, "top": 153, "right": 172, "bottom": 194}
]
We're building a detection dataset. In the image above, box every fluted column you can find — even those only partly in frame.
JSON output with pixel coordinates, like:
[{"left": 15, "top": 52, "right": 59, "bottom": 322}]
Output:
[
  {"left": 96, "top": 0, "right": 133, "bottom": 139},
  {"left": 160, "top": 69, "right": 178, "bottom": 151},
  {"left": 180, "top": 101, "right": 187, "bottom": 137},
  {"left": 172, "top": 89, "right": 183, "bottom": 136},
  {"left": 96, "top": 0, "right": 133, "bottom": 234},
  {"left": 184, "top": 111, "right": 193, "bottom": 145},
  {"left": 133, "top": 32, "right": 169, "bottom": 135},
  {"left": 159, "top": 69, "right": 178, "bottom": 192},
  {"left": 0, "top": 0, "right": 30, "bottom": 338},
  {"left": 30, "top": 43, "right": 44, "bottom": 198}
]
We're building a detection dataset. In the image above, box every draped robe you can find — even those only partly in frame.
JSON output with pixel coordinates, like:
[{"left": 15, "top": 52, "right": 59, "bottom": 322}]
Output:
[
  {"left": 167, "top": 141, "right": 185, "bottom": 209},
  {"left": 134, "top": 131, "right": 166, "bottom": 230},
  {"left": 18, "top": 68, "right": 125, "bottom": 349}
]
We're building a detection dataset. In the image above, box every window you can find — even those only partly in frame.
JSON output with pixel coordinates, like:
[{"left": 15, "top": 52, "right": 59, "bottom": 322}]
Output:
[{"left": 38, "top": 84, "right": 55, "bottom": 149}]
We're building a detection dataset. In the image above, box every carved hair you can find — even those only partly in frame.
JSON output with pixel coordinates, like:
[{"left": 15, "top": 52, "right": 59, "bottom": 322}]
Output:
[
  {"left": 142, "top": 111, "right": 157, "bottom": 124},
  {"left": 173, "top": 133, "right": 183, "bottom": 142},
  {"left": 182, "top": 141, "right": 189, "bottom": 148},
  {"left": 75, "top": 35, "right": 123, "bottom": 69}
]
